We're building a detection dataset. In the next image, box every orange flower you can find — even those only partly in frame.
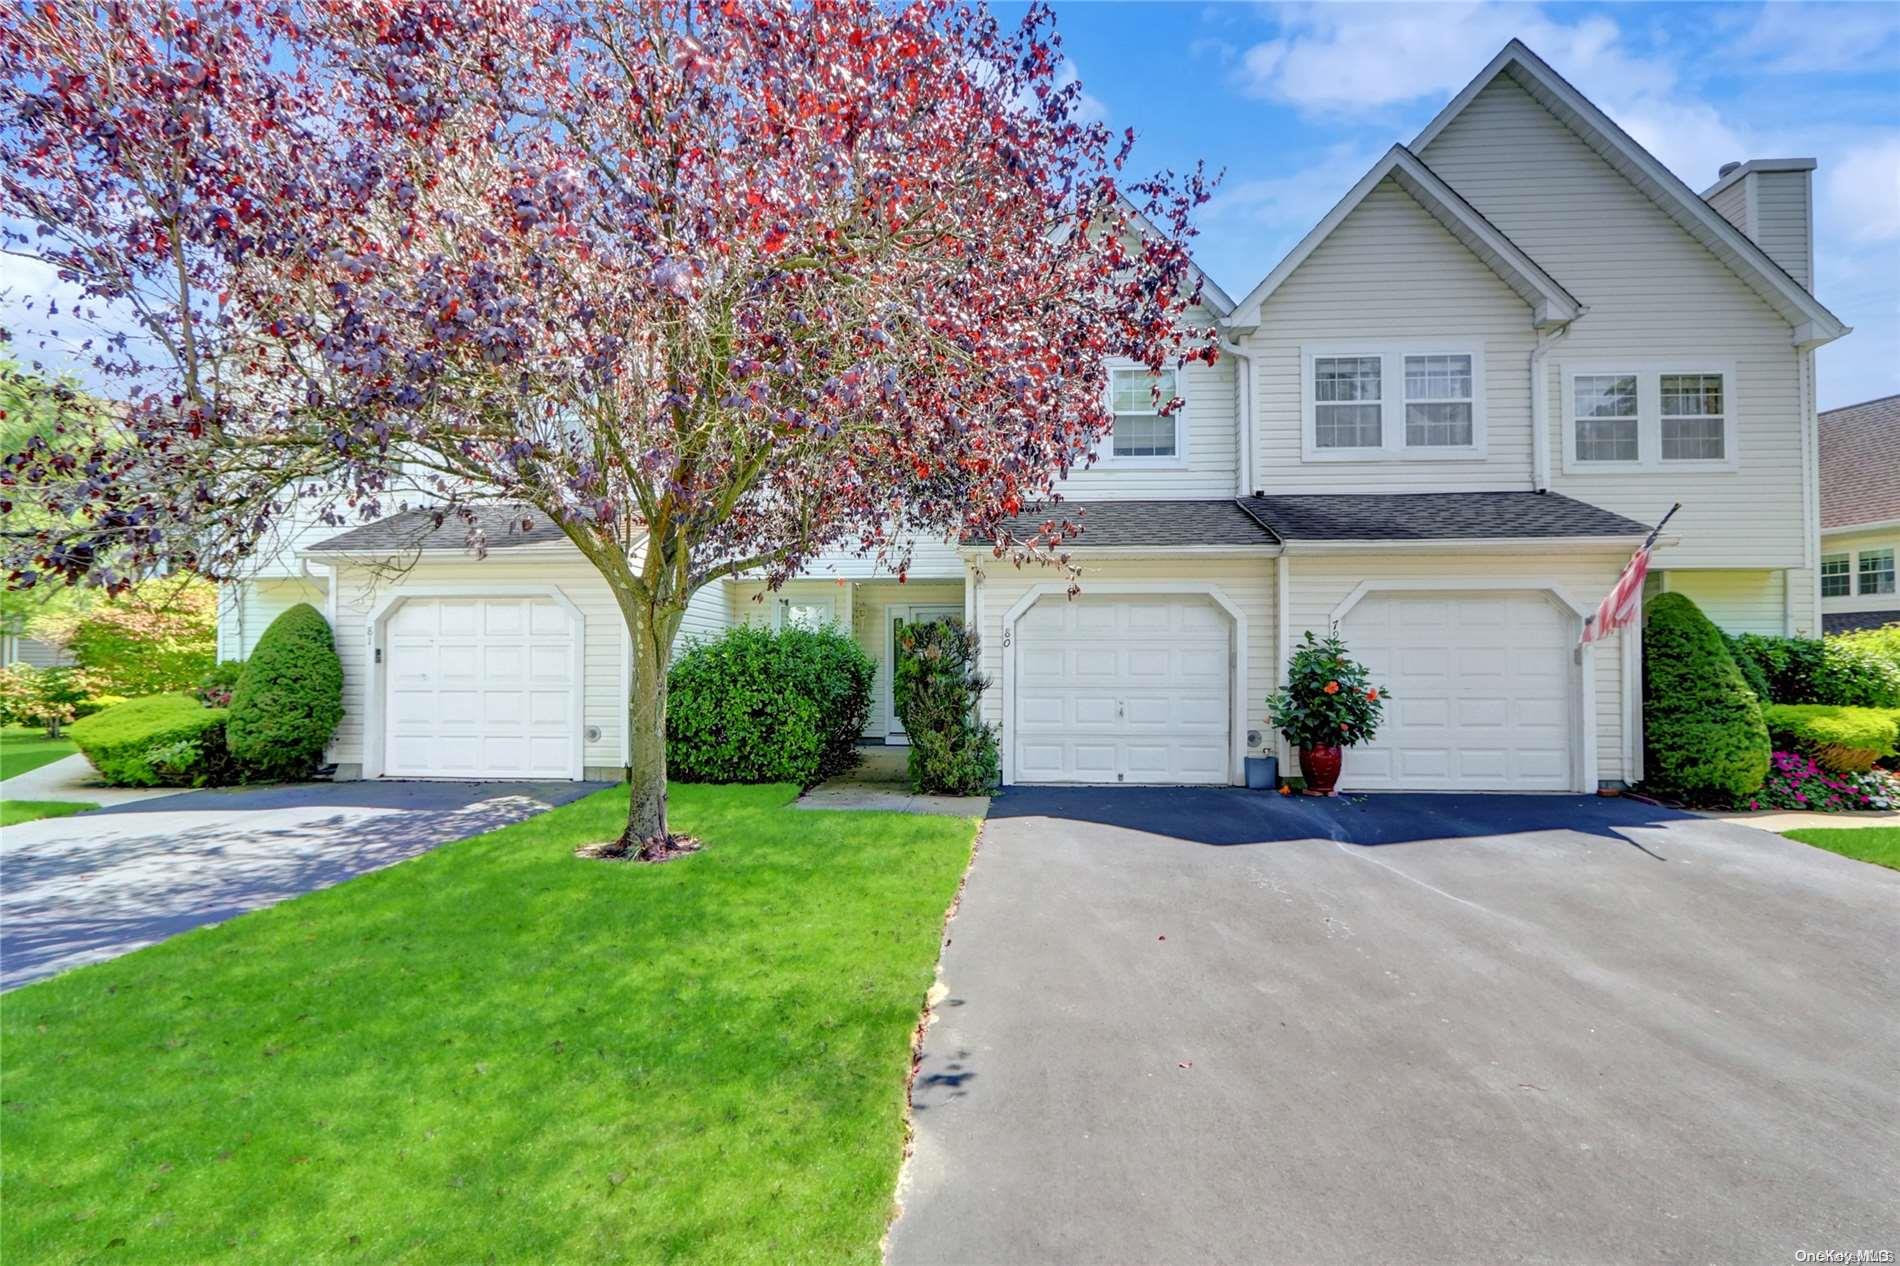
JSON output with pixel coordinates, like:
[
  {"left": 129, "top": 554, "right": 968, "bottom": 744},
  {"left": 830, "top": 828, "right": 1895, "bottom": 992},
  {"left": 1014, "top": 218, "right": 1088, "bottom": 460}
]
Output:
[
  {"left": 1366, "top": 688, "right": 1380, "bottom": 701},
  {"left": 1278, "top": 784, "right": 1293, "bottom": 795},
  {"left": 1323, "top": 681, "right": 1340, "bottom": 694}
]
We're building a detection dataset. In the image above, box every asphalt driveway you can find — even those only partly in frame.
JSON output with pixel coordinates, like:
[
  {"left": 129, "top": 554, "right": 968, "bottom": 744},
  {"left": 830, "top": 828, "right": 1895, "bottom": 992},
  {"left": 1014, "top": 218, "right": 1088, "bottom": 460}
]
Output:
[
  {"left": 891, "top": 787, "right": 1900, "bottom": 1266},
  {"left": 1, "top": 779, "right": 606, "bottom": 990}
]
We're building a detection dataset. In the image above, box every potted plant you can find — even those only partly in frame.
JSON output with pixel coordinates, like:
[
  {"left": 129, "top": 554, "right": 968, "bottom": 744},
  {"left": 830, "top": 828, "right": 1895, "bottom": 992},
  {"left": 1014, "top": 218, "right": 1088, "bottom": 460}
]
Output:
[{"left": 1265, "top": 630, "right": 1388, "bottom": 796}]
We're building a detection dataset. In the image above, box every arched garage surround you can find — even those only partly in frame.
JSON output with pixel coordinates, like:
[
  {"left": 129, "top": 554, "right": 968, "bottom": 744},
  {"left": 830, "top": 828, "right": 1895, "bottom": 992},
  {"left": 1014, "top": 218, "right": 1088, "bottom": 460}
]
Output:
[
  {"left": 362, "top": 585, "right": 587, "bottom": 781},
  {"left": 1000, "top": 582, "right": 1249, "bottom": 786},
  {"left": 1328, "top": 579, "right": 1595, "bottom": 794}
]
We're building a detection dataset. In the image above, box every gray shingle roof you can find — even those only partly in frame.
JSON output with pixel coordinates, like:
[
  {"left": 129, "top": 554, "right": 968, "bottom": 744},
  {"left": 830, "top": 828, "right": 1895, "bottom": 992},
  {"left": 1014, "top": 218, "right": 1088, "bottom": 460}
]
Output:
[
  {"left": 1820, "top": 394, "right": 1900, "bottom": 531},
  {"left": 1239, "top": 491, "right": 1648, "bottom": 541},
  {"left": 1823, "top": 610, "right": 1900, "bottom": 635},
  {"left": 306, "top": 505, "right": 567, "bottom": 554},
  {"left": 965, "top": 500, "right": 1277, "bottom": 548}
]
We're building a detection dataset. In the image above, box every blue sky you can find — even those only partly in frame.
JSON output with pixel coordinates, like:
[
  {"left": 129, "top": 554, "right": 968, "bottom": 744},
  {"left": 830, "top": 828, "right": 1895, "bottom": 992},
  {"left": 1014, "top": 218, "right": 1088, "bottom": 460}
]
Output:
[{"left": 1019, "top": 0, "right": 1900, "bottom": 410}]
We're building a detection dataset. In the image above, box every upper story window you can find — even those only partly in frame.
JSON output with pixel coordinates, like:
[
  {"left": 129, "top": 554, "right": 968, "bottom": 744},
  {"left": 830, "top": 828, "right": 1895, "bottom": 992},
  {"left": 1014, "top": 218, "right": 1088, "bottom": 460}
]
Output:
[
  {"left": 1860, "top": 547, "right": 1896, "bottom": 597},
  {"left": 1108, "top": 367, "right": 1182, "bottom": 462},
  {"left": 1562, "top": 362, "right": 1738, "bottom": 473},
  {"left": 1821, "top": 553, "right": 1851, "bottom": 599},
  {"left": 1302, "top": 344, "right": 1487, "bottom": 461}
]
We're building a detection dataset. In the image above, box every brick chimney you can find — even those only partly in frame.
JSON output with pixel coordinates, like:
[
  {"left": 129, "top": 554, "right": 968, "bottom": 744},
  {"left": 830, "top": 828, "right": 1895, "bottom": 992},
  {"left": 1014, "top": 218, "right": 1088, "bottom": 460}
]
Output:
[{"left": 1700, "top": 158, "right": 1817, "bottom": 289}]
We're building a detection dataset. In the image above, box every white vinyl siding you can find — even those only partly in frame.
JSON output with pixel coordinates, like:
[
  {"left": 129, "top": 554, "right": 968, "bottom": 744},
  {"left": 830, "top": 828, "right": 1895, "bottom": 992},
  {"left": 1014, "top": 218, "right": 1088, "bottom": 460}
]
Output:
[
  {"left": 1652, "top": 569, "right": 1793, "bottom": 638},
  {"left": 0, "top": 634, "right": 73, "bottom": 668},
  {"left": 1243, "top": 178, "right": 1534, "bottom": 491},
  {"left": 216, "top": 575, "right": 330, "bottom": 660},
  {"left": 1419, "top": 76, "right": 1808, "bottom": 568},
  {"left": 774, "top": 530, "right": 967, "bottom": 581}
]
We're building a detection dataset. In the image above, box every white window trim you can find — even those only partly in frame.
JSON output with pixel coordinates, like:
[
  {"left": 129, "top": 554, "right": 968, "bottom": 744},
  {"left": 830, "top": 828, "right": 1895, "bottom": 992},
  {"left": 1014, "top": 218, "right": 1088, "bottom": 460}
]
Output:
[
  {"left": 1300, "top": 343, "right": 1488, "bottom": 462},
  {"left": 1820, "top": 551, "right": 1852, "bottom": 599},
  {"left": 774, "top": 594, "right": 837, "bottom": 630},
  {"left": 1560, "top": 359, "right": 1741, "bottom": 474},
  {"left": 1098, "top": 361, "right": 1189, "bottom": 469},
  {"left": 1856, "top": 546, "right": 1897, "bottom": 597}
]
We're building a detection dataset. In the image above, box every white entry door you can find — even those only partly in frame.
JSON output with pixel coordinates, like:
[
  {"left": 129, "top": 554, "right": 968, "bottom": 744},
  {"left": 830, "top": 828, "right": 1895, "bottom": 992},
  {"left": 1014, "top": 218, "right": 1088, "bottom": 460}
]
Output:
[
  {"left": 1340, "top": 590, "right": 1578, "bottom": 791},
  {"left": 1013, "top": 595, "right": 1232, "bottom": 784},
  {"left": 384, "top": 597, "right": 581, "bottom": 779},
  {"left": 887, "top": 605, "right": 963, "bottom": 740}
]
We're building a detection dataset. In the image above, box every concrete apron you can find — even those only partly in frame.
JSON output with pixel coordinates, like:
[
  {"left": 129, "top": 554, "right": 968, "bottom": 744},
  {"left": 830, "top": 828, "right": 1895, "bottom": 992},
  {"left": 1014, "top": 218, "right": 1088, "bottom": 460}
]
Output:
[{"left": 795, "top": 745, "right": 990, "bottom": 817}]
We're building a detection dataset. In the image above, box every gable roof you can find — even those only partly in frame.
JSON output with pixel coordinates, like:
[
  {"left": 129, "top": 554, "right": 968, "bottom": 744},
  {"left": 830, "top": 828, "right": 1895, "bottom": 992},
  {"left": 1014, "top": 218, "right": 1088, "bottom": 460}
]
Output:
[
  {"left": 1819, "top": 394, "right": 1900, "bottom": 531},
  {"left": 1226, "top": 144, "right": 1581, "bottom": 329},
  {"left": 1411, "top": 40, "right": 1847, "bottom": 347}
]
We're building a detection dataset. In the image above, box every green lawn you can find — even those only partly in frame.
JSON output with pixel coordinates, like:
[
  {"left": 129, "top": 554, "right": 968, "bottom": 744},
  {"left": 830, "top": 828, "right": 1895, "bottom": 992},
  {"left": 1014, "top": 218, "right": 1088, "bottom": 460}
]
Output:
[
  {"left": 1, "top": 783, "right": 979, "bottom": 1264},
  {"left": 0, "top": 723, "right": 77, "bottom": 780},
  {"left": 0, "top": 798, "right": 95, "bottom": 826},
  {"left": 1783, "top": 825, "right": 1900, "bottom": 871}
]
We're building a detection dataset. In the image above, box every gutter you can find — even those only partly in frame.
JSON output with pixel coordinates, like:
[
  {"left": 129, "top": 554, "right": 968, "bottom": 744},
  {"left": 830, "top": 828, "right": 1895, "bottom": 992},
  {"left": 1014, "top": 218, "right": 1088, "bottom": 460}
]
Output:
[
  {"left": 1279, "top": 533, "right": 1671, "bottom": 556},
  {"left": 1217, "top": 337, "right": 1255, "bottom": 496}
]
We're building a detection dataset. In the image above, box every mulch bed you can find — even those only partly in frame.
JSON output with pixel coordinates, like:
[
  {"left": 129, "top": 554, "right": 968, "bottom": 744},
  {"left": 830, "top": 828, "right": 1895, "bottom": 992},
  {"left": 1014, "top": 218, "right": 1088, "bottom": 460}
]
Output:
[{"left": 575, "top": 834, "right": 704, "bottom": 864}]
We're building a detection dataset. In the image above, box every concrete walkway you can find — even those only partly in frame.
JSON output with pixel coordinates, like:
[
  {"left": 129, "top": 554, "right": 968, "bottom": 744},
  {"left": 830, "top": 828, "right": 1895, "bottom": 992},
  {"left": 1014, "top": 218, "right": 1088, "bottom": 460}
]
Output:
[
  {"left": 890, "top": 787, "right": 1899, "bottom": 1265},
  {"left": 1699, "top": 806, "right": 1900, "bottom": 832},
  {"left": 0, "top": 752, "right": 186, "bottom": 808},
  {"left": 1, "top": 779, "right": 605, "bottom": 990},
  {"left": 795, "top": 745, "right": 989, "bottom": 816}
]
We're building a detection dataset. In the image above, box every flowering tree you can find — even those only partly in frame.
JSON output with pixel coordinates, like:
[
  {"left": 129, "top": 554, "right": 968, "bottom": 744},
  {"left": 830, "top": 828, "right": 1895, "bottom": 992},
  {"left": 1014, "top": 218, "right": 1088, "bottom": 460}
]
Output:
[{"left": 1, "top": 0, "right": 1212, "bottom": 852}]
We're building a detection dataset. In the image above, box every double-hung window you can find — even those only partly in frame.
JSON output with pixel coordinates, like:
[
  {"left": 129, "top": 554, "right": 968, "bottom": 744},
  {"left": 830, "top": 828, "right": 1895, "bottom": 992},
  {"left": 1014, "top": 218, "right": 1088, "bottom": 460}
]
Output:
[
  {"left": 1303, "top": 345, "right": 1486, "bottom": 459},
  {"left": 1859, "top": 547, "right": 1897, "bottom": 597},
  {"left": 1821, "top": 553, "right": 1852, "bottom": 599},
  {"left": 1108, "top": 367, "right": 1182, "bottom": 461},
  {"left": 1563, "top": 362, "right": 1738, "bottom": 472}
]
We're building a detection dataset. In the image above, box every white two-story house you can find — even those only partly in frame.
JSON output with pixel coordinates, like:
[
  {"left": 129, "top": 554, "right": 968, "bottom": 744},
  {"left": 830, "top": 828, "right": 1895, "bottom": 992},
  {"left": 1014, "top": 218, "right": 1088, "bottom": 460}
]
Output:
[{"left": 218, "top": 41, "right": 1848, "bottom": 795}]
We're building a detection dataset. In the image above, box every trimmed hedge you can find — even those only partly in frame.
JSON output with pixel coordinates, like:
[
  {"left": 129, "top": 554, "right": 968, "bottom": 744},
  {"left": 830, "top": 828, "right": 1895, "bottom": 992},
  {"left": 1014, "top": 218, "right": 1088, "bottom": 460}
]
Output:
[
  {"left": 1643, "top": 593, "right": 1770, "bottom": 803},
  {"left": 1762, "top": 703, "right": 1900, "bottom": 774},
  {"left": 1727, "top": 632, "right": 1900, "bottom": 707},
  {"left": 227, "top": 604, "right": 343, "bottom": 782},
  {"left": 666, "top": 624, "right": 874, "bottom": 788},
  {"left": 894, "top": 619, "right": 999, "bottom": 795},
  {"left": 68, "top": 693, "right": 235, "bottom": 787}
]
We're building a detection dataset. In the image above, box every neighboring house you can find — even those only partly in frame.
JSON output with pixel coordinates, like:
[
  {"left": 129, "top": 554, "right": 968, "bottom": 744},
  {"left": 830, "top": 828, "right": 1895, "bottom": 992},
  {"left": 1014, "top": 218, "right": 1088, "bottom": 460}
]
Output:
[
  {"left": 0, "top": 628, "right": 73, "bottom": 668},
  {"left": 1817, "top": 394, "right": 1900, "bottom": 634},
  {"left": 220, "top": 40, "right": 1848, "bottom": 794}
]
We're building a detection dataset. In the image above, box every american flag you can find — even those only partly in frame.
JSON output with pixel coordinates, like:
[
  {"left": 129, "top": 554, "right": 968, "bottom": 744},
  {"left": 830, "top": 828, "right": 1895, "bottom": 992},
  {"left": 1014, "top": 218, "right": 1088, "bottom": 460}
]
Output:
[{"left": 1581, "top": 504, "right": 1679, "bottom": 645}]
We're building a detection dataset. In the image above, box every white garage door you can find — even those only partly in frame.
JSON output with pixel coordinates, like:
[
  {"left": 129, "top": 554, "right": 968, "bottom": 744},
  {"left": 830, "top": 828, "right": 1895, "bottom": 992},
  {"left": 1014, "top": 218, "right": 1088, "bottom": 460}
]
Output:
[
  {"left": 384, "top": 597, "right": 580, "bottom": 779},
  {"left": 1014, "top": 595, "right": 1231, "bottom": 785},
  {"left": 1341, "top": 590, "right": 1577, "bottom": 792}
]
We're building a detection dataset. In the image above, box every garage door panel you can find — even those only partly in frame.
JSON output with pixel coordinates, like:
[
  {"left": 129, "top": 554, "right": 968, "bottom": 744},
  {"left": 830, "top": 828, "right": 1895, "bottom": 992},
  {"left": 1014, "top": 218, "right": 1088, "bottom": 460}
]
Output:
[
  {"left": 1342, "top": 590, "right": 1577, "bottom": 792},
  {"left": 1013, "top": 595, "right": 1231, "bottom": 785},
  {"left": 384, "top": 597, "right": 579, "bottom": 779}
]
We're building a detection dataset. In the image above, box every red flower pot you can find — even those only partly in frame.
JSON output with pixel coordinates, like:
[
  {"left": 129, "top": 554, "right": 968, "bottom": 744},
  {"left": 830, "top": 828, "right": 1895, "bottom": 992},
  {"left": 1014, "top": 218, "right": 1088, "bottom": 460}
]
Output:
[{"left": 1299, "top": 744, "right": 1344, "bottom": 796}]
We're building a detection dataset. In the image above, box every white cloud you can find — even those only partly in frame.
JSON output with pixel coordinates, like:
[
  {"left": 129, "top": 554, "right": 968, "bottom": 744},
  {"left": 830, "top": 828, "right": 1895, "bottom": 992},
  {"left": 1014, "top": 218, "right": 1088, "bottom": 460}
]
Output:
[
  {"left": 1054, "top": 57, "right": 1108, "bottom": 127},
  {"left": 1824, "top": 137, "right": 1900, "bottom": 243},
  {"left": 1726, "top": 3, "right": 1900, "bottom": 74}
]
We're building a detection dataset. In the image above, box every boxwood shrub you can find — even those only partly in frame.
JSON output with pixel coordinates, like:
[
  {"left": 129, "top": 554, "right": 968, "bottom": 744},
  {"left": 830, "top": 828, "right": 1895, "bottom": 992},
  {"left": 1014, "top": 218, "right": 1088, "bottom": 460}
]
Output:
[
  {"left": 1643, "top": 593, "right": 1770, "bottom": 803},
  {"left": 894, "top": 619, "right": 1000, "bottom": 795},
  {"left": 666, "top": 624, "right": 874, "bottom": 787},
  {"left": 1727, "top": 632, "right": 1900, "bottom": 707},
  {"left": 1761, "top": 703, "right": 1900, "bottom": 774},
  {"left": 227, "top": 604, "right": 344, "bottom": 782},
  {"left": 68, "top": 693, "right": 235, "bottom": 787}
]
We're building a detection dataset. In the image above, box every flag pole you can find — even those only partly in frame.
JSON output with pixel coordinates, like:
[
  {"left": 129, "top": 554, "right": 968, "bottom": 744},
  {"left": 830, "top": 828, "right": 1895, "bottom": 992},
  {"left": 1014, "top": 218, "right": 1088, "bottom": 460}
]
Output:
[{"left": 1580, "top": 503, "right": 1680, "bottom": 644}]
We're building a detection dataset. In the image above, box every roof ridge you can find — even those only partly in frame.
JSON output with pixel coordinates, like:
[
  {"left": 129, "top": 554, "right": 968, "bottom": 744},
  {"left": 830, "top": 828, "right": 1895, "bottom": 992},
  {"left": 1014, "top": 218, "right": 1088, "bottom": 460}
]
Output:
[{"left": 1820, "top": 393, "right": 1900, "bottom": 416}]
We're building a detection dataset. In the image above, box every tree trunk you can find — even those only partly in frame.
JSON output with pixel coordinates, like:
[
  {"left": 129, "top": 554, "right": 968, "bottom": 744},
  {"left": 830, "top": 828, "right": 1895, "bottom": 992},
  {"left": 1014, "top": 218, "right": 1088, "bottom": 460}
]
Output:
[{"left": 618, "top": 599, "right": 686, "bottom": 853}]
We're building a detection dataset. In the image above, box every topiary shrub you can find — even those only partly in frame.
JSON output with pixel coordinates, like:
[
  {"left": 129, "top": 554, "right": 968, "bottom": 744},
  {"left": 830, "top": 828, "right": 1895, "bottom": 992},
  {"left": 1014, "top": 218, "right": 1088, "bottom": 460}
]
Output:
[
  {"left": 227, "top": 603, "right": 343, "bottom": 782},
  {"left": 67, "top": 693, "right": 235, "bottom": 786},
  {"left": 667, "top": 624, "right": 874, "bottom": 787},
  {"left": 1643, "top": 593, "right": 1770, "bottom": 804},
  {"left": 893, "top": 619, "right": 999, "bottom": 796},
  {"left": 1761, "top": 704, "right": 1900, "bottom": 774},
  {"left": 1728, "top": 632, "right": 1900, "bottom": 707}
]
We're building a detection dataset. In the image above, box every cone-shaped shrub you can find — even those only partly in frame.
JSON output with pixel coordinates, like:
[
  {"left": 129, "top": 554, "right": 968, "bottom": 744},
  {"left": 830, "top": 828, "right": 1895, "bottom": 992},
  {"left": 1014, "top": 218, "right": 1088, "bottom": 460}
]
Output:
[
  {"left": 227, "top": 603, "right": 343, "bottom": 782},
  {"left": 1643, "top": 593, "right": 1769, "bottom": 803}
]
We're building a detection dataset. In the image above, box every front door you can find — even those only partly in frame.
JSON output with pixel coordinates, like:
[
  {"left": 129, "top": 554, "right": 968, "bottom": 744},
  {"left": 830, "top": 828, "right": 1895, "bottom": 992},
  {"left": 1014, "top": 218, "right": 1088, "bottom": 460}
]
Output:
[{"left": 887, "top": 605, "right": 962, "bottom": 740}]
